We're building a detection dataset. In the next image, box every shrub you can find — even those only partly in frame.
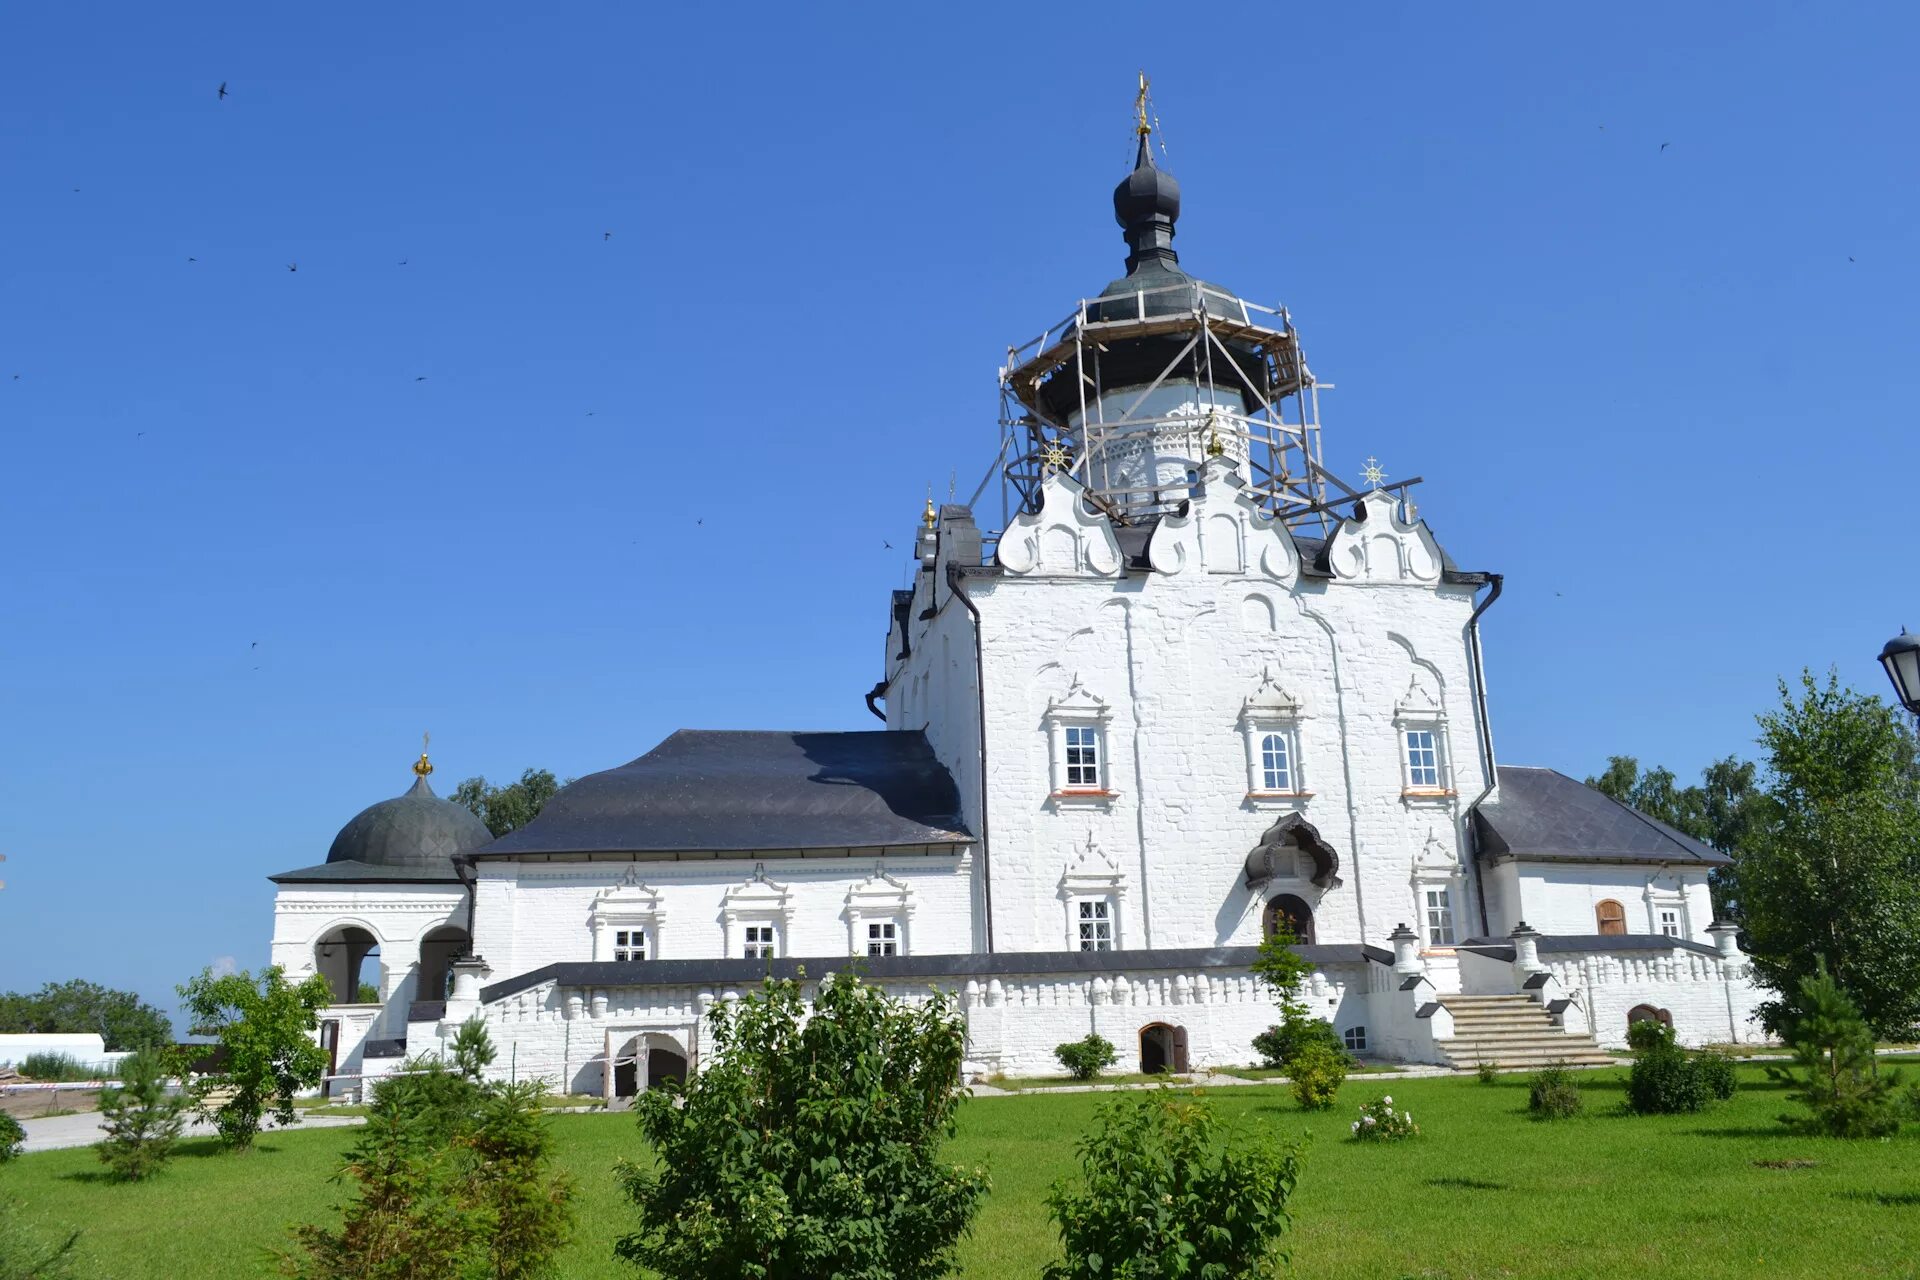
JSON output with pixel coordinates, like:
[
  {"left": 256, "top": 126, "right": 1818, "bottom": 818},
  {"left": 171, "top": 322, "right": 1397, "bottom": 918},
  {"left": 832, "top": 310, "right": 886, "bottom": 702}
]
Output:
[
  {"left": 449, "top": 1015, "right": 495, "bottom": 1083},
  {"left": 1626, "top": 1019, "right": 1732, "bottom": 1116},
  {"left": 0, "top": 1196, "right": 81, "bottom": 1280},
  {"left": 1527, "top": 1063, "right": 1584, "bottom": 1120},
  {"left": 1766, "top": 961, "right": 1905, "bottom": 1139},
  {"left": 0, "top": 1113, "right": 23, "bottom": 1163},
  {"left": 281, "top": 1077, "right": 573, "bottom": 1279},
  {"left": 96, "top": 1048, "right": 187, "bottom": 1181},
  {"left": 16, "top": 1053, "right": 94, "bottom": 1083},
  {"left": 616, "top": 970, "right": 988, "bottom": 1280},
  {"left": 1054, "top": 1034, "right": 1118, "bottom": 1081},
  {"left": 1695, "top": 1050, "right": 1738, "bottom": 1102},
  {"left": 1253, "top": 1016, "right": 1349, "bottom": 1070},
  {"left": 1287, "top": 1041, "right": 1347, "bottom": 1111},
  {"left": 177, "top": 964, "right": 334, "bottom": 1151},
  {"left": 371, "top": 1058, "right": 485, "bottom": 1145},
  {"left": 1046, "top": 1091, "right": 1300, "bottom": 1280},
  {"left": 1349, "top": 1093, "right": 1419, "bottom": 1142},
  {"left": 1475, "top": 1060, "right": 1500, "bottom": 1085}
]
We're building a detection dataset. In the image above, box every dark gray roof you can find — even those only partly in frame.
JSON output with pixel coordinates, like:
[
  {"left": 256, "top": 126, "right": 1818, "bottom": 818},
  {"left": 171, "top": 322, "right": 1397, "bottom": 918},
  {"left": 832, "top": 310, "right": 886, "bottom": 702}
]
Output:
[
  {"left": 270, "top": 858, "right": 463, "bottom": 885},
  {"left": 1472, "top": 766, "right": 1729, "bottom": 867},
  {"left": 471, "top": 730, "right": 971, "bottom": 858},
  {"left": 271, "top": 772, "right": 493, "bottom": 883},
  {"left": 480, "top": 943, "right": 1391, "bottom": 1003}
]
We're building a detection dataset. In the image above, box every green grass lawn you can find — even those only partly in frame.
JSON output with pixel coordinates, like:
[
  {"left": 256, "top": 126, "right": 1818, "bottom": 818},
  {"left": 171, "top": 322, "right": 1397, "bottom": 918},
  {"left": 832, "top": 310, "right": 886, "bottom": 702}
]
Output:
[{"left": 4, "top": 1063, "right": 1919, "bottom": 1278}]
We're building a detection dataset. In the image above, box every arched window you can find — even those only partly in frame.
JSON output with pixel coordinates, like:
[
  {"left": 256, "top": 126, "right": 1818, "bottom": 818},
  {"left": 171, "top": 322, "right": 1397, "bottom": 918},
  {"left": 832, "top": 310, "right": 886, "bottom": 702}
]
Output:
[
  {"left": 1596, "top": 899, "right": 1627, "bottom": 935},
  {"left": 1258, "top": 733, "right": 1293, "bottom": 793},
  {"left": 1262, "top": 894, "right": 1315, "bottom": 945}
]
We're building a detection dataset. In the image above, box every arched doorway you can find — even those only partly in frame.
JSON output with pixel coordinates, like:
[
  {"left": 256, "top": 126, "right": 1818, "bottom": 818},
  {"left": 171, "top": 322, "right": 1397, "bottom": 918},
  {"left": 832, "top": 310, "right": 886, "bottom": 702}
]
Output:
[
  {"left": 314, "top": 925, "right": 382, "bottom": 1004},
  {"left": 1262, "top": 894, "right": 1315, "bottom": 944},
  {"left": 609, "top": 1034, "right": 690, "bottom": 1108},
  {"left": 1139, "top": 1023, "right": 1189, "bottom": 1075},
  {"left": 1626, "top": 1004, "right": 1673, "bottom": 1032},
  {"left": 417, "top": 925, "right": 470, "bottom": 1003}
]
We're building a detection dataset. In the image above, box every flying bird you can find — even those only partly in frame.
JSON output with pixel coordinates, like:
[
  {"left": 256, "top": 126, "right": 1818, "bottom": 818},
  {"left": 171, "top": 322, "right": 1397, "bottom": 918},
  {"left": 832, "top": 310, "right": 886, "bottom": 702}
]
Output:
[
  {"left": 250, "top": 641, "right": 257, "bottom": 649},
  {"left": 398, "top": 258, "right": 408, "bottom": 266},
  {"left": 187, "top": 256, "right": 197, "bottom": 263},
  {"left": 287, "top": 262, "right": 298, "bottom": 273},
  {"left": 1659, "top": 142, "right": 1670, "bottom": 152},
  {"left": 604, "top": 231, "right": 612, "bottom": 241},
  {"left": 883, "top": 540, "right": 893, "bottom": 550},
  {"left": 218, "top": 82, "right": 228, "bottom": 100},
  {"left": 416, "top": 376, "right": 427, "bottom": 382}
]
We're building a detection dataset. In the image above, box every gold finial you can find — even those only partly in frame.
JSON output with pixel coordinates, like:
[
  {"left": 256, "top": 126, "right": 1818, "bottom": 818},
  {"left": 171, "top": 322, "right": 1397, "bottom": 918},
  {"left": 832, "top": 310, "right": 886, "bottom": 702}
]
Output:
[
  {"left": 413, "top": 731, "right": 433, "bottom": 777},
  {"left": 1206, "top": 430, "right": 1224, "bottom": 458},
  {"left": 923, "top": 489, "right": 937, "bottom": 530},
  {"left": 1041, "top": 440, "right": 1071, "bottom": 472},
  {"left": 1135, "top": 71, "right": 1152, "bottom": 137},
  {"left": 1361, "top": 456, "right": 1388, "bottom": 489}
]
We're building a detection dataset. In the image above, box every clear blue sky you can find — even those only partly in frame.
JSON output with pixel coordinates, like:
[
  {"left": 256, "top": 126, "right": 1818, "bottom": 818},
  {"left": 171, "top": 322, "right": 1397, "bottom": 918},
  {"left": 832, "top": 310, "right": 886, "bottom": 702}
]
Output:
[{"left": 3, "top": 3, "right": 1915, "bottom": 1023}]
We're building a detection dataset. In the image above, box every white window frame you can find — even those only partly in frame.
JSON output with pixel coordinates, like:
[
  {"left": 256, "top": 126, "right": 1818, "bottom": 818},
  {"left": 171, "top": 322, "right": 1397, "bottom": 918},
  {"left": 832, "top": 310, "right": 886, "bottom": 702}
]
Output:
[
  {"left": 612, "top": 927, "right": 649, "bottom": 962},
  {"left": 1394, "top": 679, "right": 1453, "bottom": 799},
  {"left": 1045, "top": 676, "right": 1116, "bottom": 802},
  {"left": 1059, "top": 834, "right": 1128, "bottom": 951},
  {"left": 844, "top": 869, "right": 916, "bottom": 958},
  {"left": 591, "top": 873, "right": 668, "bottom": 963},
  {"left": 865, "top": 921, "right": 899, "bottom": 957},
  {"left": 1075, "top": 898, "right": 1115, "bottom": 951},
  {"left": 1410, "top": 829, "right": 1464, "bottom": 953},
  {"left": 721, "top": 869, "right": 795, "bottom": 960},
  {"left": 1422, "top": 885, "right": 1457, "bottom": 947},
  {"left": 1643, "top": 877, "right": 1692, "bottom": 941},
  {"left": 741, "top": 923, "right": 779, "bottom": 960},
  {"left": 1239, "top": 669, "right": 1310, "bottom": 803}
]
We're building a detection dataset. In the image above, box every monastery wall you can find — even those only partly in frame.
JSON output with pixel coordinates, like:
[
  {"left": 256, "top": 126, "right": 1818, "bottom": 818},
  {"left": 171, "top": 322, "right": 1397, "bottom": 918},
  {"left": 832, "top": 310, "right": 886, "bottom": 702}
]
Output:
[{"left": 1507, "top": 863, "right": 1718, "bottom": 944}]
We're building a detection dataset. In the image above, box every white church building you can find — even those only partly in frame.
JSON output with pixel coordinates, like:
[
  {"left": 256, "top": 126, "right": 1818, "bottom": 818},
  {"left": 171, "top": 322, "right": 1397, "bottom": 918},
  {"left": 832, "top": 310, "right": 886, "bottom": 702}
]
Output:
[{"left": 268, "top": 118, "right": 1767, "bottom": 1100}]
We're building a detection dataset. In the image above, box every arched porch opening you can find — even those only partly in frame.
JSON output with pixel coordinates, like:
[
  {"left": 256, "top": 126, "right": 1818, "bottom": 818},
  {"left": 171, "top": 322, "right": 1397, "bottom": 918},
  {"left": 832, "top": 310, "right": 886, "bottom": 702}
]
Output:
[
  {"left": 315, "top": 925, "right": 382, "bottom": 1005},
  {"left": 1139, "top": 1022, "right": 1188, "bottom": 1075},
  {"left": 417, "top": 925, "right": 471, "bottom": 1003},
  {"left": 609, "top": 1033, "right": 691, "bottom": 1108},
  {"left": 1262, "top": 894, "right": 1316, "bottom": 945}
]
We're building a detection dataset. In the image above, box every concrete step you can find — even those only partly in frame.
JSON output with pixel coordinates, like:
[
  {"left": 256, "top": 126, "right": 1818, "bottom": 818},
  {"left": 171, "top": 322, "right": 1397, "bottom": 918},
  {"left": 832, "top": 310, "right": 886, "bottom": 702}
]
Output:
[
  {"left": 1439, "top": 994, "right": 1541, "bottom": 1005},
  {"left": 1446, "top": 1014, "right": 1558, "bottom": 1028}
]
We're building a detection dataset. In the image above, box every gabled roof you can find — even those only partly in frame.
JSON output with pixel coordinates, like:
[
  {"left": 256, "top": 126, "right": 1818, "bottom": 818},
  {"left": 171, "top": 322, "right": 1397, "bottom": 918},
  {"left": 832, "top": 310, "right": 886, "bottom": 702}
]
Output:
[
  {"left": 471, "top": 729, "right": 971, "bottom": 858},
  {"left": 1472, "top": 766, "right": 1729, "bottom": 867}
]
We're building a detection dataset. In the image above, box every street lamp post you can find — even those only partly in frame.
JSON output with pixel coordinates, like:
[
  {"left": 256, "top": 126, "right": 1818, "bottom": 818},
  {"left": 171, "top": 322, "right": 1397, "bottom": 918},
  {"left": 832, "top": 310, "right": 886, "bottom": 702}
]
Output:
[{"left": 1879, "top": 629, "right": 1920, "bottom": 728}]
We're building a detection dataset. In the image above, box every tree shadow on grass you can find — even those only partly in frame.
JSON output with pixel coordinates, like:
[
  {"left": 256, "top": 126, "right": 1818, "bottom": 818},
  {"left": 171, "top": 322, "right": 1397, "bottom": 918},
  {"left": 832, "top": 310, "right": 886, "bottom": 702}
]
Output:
[
  {"left": 1684, "top": 1125, "right": 1794, "bottom": 1139},
  {"left": 1839, "top": 1190, "right": 1920, "bottom": 1207},
  {"left": 1426, "top": 1176, "right": 1511, "bottom": 1191}
]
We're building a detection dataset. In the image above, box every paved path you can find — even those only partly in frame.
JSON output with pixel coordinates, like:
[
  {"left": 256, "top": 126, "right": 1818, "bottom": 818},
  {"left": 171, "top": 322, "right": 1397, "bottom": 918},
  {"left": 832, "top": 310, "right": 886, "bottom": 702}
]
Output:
[{"left": 17, "top": 1108, "right": 367, "bottom": 1154}]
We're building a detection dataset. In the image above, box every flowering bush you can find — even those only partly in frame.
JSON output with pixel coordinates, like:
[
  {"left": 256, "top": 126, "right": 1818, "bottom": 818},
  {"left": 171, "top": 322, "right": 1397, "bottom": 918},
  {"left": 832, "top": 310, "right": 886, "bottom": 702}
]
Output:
[{"left": 1348, "top": 1094, "right": 1419, "bottom": 1142}]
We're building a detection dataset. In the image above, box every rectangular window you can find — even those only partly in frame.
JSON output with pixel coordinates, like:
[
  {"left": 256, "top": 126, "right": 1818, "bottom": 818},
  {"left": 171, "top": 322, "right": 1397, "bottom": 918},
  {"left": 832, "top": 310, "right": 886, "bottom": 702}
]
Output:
[
  {"left": 1064, "top": 725, "right": 1102, "bottom": 789},
  {"left": 1259, "top": 732, "right": 1293, "bottom": 793},
  {"left": 866, "top": 921, "right": 898, "bottom": 957},
  {"left": 1659, "top": 909, "right": 1679, "bottom": 938},
  {"left": 1406, "top": 730, "right": 1441, "bottom": 789},
  {"left": 1342, "top": 1025, "right": 1367, "bottom": 1052},
  {"left": 613, "top": 929, "right": 647, "bottom": 963},
  {"left": 1424, "top": 888, "right": 1456, "bottom": 946},
  {"left": 1077, "top": 900, "right": 1112, "bottom": 951},
  {"left": 743, "top": 924, "right": 777, "bottom": 960}
]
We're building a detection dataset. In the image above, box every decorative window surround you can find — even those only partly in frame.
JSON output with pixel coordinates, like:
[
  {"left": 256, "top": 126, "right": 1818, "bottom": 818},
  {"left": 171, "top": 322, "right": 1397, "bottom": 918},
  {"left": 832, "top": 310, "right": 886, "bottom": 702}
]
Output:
[
  {"left": 1394, "top": 677, "right": 1455, "bottom": 801},
  {"left": 1410, "top": 828, "right": 1464, "bottom": 952},
  {"left": 844, "top": 868, "right": 916, "bottom": 957},
  {"left": 1059, "top": 833, "right": 1128, "bottom": 950},
  {"left": 1643, "top": 875, "right": 1691, "bottom": 941},
  {"left": 590, "top": 870, "right": 667, "bottom": 962},
  {"left": 1045, "top": 676, "right": 1118, "bottom": 805},
  {"left": 1239, "top": 667, "right": 1311, "bottom": 805},
  {"left": 720, "top": 867, "right": 794, "bottom": 959}
]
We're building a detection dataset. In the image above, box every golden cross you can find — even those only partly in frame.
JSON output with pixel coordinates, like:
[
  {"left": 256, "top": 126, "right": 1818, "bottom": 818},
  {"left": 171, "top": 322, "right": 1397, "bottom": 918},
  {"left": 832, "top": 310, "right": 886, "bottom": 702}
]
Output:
[
  {"left": 413, "top": 731, "right": 433, "bottom": 777},
  {"left": 1136, "top": 71, "right": 1151, "bottom": 137},
  {"left": 1041, "top": 440, "right": 1071, "bottom": 471},
  {"left": 1361, "top": 456, "right": 1388, "bottom": 488}
]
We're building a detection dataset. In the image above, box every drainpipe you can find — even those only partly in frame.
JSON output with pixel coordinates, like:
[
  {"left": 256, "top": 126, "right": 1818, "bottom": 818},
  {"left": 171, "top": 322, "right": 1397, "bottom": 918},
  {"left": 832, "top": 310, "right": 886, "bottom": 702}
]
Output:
[
  {"left": 864, "top": 680, "right": 888, "bottom": 723},
  {"left": 1463, "top": 573, "right": 1504, "bottom": 936},
  {"left": 947, "top": 561, "right": 994, "bottom": 953}
]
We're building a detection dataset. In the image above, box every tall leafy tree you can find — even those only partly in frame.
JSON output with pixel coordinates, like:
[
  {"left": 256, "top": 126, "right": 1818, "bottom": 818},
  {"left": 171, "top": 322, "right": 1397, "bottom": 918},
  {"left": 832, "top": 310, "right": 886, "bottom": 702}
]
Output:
[
  {"left": 177, "top": 965, "right": 334, "bottom": 1151},
  {"left": 1735, "top": 670, "right": 1920, "bottom": 1039},
  {"left": 450, "top": 768, "right": 569, "bottom": 837},
  {"left": 1586, "top": 753, "right": 1766, "bottom": 916},
  {"left": 0, "top": 980, "right": 173, "bottom": 1051}
]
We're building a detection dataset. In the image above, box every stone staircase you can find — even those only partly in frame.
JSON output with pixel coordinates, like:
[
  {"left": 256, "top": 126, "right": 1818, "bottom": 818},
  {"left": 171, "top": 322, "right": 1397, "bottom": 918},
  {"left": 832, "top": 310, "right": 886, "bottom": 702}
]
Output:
[{"left": 1434, "top": 994, "right": 1613, "bottom": 1069}]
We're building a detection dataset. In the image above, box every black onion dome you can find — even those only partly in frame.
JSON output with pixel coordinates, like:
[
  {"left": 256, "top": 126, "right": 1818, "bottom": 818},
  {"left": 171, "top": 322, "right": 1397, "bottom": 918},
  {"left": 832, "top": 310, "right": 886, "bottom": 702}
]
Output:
[
  {"left": 325, "top": 773, "right": 494, "bottom": 871},
  {"left": 1113, "top": 132, "right": 1181, "bottom": 257}
]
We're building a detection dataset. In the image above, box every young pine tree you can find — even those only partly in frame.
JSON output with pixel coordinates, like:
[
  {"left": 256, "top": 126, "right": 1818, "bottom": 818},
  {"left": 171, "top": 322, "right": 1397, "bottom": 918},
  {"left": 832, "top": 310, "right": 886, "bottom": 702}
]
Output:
[
  {"left": 95, "top": 1048, "right": 187, "bottom": 1181},
  {"left": 1767, "top": 960, "right": 1905, "bottom": 1138}
]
